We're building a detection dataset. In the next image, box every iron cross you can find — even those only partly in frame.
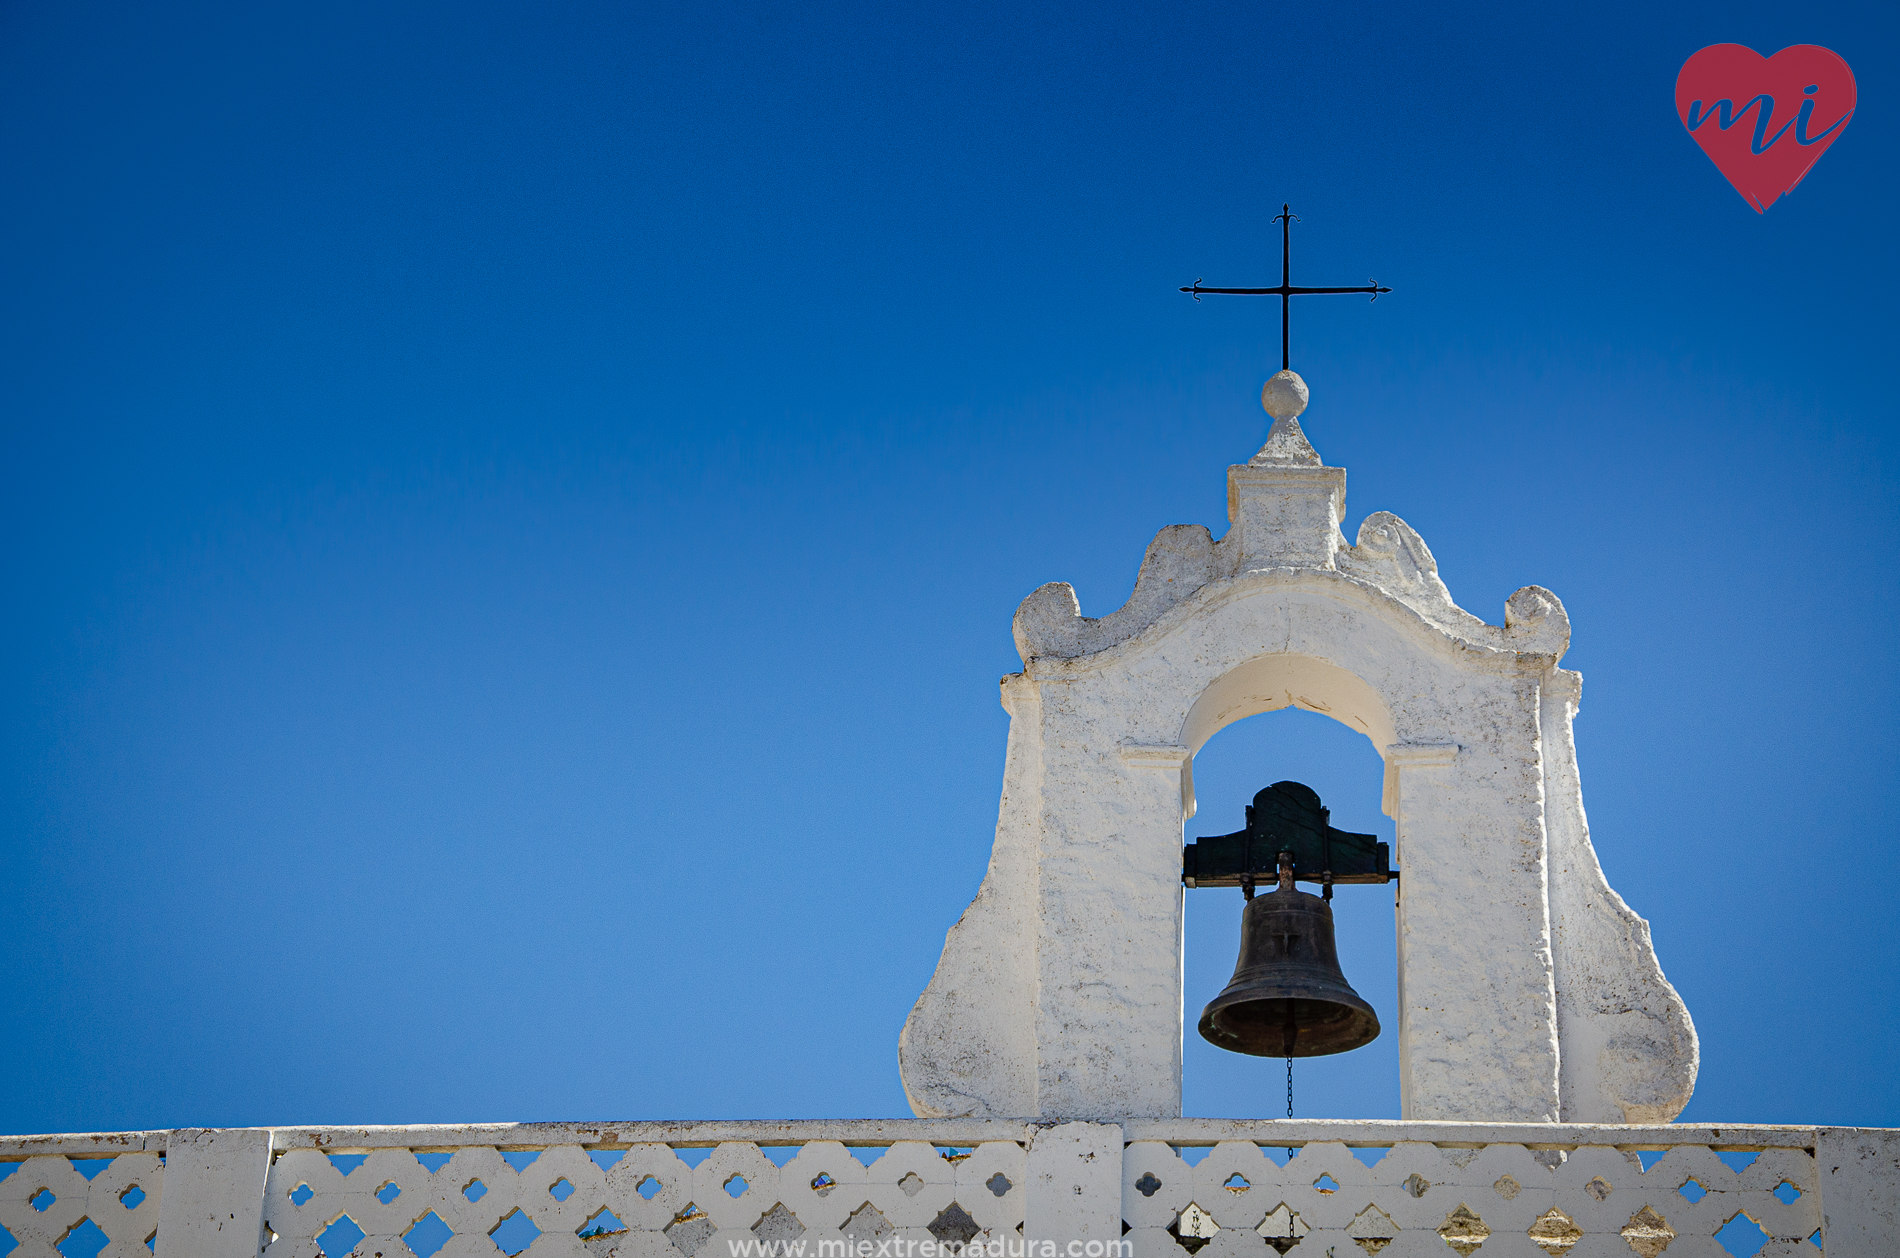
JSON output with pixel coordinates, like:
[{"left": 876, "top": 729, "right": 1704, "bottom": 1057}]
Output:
[{"left": 1181, "top": 205, "right": 1391, "bottom": 371}]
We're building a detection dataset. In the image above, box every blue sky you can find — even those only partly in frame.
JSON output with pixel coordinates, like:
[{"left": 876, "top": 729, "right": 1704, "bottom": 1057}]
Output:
[{"left": 2, "top": 0, "right": 1894, "bottom": 1136}]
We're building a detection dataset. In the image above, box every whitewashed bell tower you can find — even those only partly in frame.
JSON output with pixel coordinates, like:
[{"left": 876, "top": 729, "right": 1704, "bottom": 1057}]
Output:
[{"left": 898, "top": 368, "right": 1698, "bottom": 1125}]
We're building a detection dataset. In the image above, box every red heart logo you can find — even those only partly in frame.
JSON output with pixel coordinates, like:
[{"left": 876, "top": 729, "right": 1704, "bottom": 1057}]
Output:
[{"left": 1675, "top": 44, "right": 1855, "bottom": 213}]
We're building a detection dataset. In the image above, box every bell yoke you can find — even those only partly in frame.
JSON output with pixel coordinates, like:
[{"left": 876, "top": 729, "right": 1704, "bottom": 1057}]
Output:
[{"left": 1186, "top": 781, "right": 1393, "bottom": 1059}]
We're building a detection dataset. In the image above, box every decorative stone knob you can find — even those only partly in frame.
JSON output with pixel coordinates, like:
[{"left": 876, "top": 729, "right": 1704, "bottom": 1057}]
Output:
[{"left": 1261, "top": 370, "right": 1310, "bottom": 421}]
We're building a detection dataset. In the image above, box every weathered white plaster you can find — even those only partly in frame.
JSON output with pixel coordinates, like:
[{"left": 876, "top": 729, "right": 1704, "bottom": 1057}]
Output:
[
  {"left": 1818, "top": 1126, "right": 1900, "bottom": 1255},
  {"left": 1023, "top": 1122, "right": 1123, "bottom": 1246},
  {"left": 901, "top": 374, "right": 1696, "bottom": 1124},
  {"left": 152, "top": 1126, "right": 270, "bottom": 1258},
  {"left": 1542, "top": 669, "right": 1700, "bottom": 1124},
  {"left": 1259, "top": 368, "right": 1310, "bottom": 423}
]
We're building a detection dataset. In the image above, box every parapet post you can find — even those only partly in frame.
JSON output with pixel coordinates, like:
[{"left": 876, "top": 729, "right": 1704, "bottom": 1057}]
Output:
[
  {"left": 154, "top": 1127, "right": 271, "bottom": 1258},
  {"left": 1024, "top": 1122, "right": 1124, "bottom": 1250}
]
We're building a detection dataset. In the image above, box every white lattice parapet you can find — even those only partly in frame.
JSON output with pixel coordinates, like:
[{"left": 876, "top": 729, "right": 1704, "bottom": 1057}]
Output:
[{"left": 1, "top": 1120, "right": 1895, "bottom": 1258}]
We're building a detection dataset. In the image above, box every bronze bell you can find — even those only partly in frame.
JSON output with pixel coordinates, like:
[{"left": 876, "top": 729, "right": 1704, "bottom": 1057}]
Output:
[{"left": 1198, "top": 863, "right": 1380, "bottom": 1058}]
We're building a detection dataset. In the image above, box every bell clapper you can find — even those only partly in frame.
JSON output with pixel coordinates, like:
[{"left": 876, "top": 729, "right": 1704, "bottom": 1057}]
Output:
[
  {"left": 1322, "top": 868, "right": 1334, "bottom": 902},
  {"left": 1277, "top": 851, "right": 1295, "bottom": 893}
]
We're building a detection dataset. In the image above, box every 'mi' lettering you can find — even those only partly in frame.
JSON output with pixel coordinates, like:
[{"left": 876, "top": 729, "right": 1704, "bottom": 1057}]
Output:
[{"left": 1686, "top": 85, "right": 1850, "bottom": 154}]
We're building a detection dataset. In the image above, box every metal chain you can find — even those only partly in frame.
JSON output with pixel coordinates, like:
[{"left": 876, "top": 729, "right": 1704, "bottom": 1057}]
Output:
[{"left": 1285, "top": 1057, "right": 1295, "bottom": 1162}]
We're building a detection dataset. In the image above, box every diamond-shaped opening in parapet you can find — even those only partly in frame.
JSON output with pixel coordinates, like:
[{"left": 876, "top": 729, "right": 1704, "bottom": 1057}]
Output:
[
  {"left": 897, "top": 1172, "right": 926, "bottom": 1198},
  {"left": 500, "top": 1150, "right": 542, "bottom": 1174},
  {"left": 30, "top": 1189, "right": 55, "bottom": 1212},
  {"left": 1312, "top": 1174, "right": 1340, "bottom": 1195},
  {"left": 639, "top": 1175, "right": 667, "bottom": 1200},
  {"left": 840, "top": 1202, "right": 894, "bottom": 1245},
  {"left": 667, "top": 1204, "right": 716, "bottom": 1257},
  {"left": 759, "top": 1147, "right": 800, "bottom": 1168},
  {"left": 929, "top": 1202, "right": 981, "bottom": 1246},
  {"left": 674, "top": 1148, "right": 715, "bottom": 1169},
  {"left": 1222, "top": 1173, "right": 1249, "bottom": 1193},
  {"left": 1678, "top": 1178, "right": 1707, "bottom": 1203},
  {"left": 491, "top": 1207, "right": 543, "bottom": 1257},
  {"left": 326, "top": 1154, "right": 368, "bottom": 1177},
  {"left": 56, "top": 1218, "right": 110, "bottom": 1258},
  {"left": 120, "top": 1184, "right": 147, "bottom": 1210},
  {"left": 845, "top": 1147, "right": 885, "bottom": 1169},
  {"left": 1133, "top": 1172, "right": 1161, "bottom": 1199},
  {"left": 1716, "top": 1151, "right": 1761, "bottom": 1175},
  {"left": 1260, "top": 1146, "right": 1298, "bottom": 1168},
  {"left": 375, "top": 1180, "right": 402, "bottom": 1204},
  {"left": 464, "top": 1178, "right": 489, "bottom": 1202},
  {"left": 0, "top": 1165, "right": 17, "bottom": 1187},
  {"left": 143, "top": 1232, "right": 155, "bottom": 1254},
  {"left": 289, "top": 1182, "right": 315, "bottom": 1206},
  {"left": 1437, "top": 1205, "right": 1492, "bottom": 1258},
  {"left": 987, "top": 1172, "right": 1013, "bottom": 1199},
  {"left": 404, "top": 1212, "right": 454, "bottom": 1258},
  {"left": 936, "top": 1147, "right": 973, "bottom": 1165},
  {"left": 1807, "top": 1227, "right": 1823, "bottom": 1250},
  {"left": 1773, "top": 1181, "right": 1802, "bottom": 1204},
  {"left": 589, "top": 1149, "right": 627, "bottom": 1173},
  {"left": 810, "top": 1172, "right": 836, "bottom": 1197},
  {"left": 580, "top": 1207, "right": 630, "bottom": 1240},
  {"left": 1584, "top": 1176, "right": 1613, "bottom": 1202},
  {"left": 1633, "top": 1150, "right": 1667, "bottom": 1172},
  {"left": 1526, "top": 1207, "right": 1583, "bottom": 1256},
  {"left": 1713, "top": 1213, "right": 1771, "bottom": 1258},
  {"left": 415, "top": 1152, "right": 454, "bottom": 1173},
  {"left": 725, "top": 1174, "right": 751, "bottom": 1199},
  {"left": 754, "top": 1203, "right": 808, "bottom": 1244},
  {"left": 316, "top": 1214, "right": 367, "bottom": 1258},
  {"left": 1167, "top": 1203, "right": 1219, "bottom": 1254},
  {"left": 1170, "top": 1147, "right": 1213, "bottom": 1168},
  {"left": 1348, "top": 1147, "right": 1390, "bottom": 1169},
  {"left": 1621, "top": 1204, "right": 1675, "bottom": 1257},
  {"left": 550, "top": 1178, "right": 576, "bottom": 1202},
  {"left": 67, "top": 1159, "right": 113, "bottom": 1182},
  {"left": 1256, "top": 1204, "right": 1308, "bottom": 1256},
  {"left": 0, "top": 1224, "right": 23, "bottom": 1258}
]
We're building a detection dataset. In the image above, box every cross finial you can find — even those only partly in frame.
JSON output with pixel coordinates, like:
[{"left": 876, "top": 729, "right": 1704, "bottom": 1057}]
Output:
[{"left": 1180, "top": 204, "right": 1391, "bottom": 373}]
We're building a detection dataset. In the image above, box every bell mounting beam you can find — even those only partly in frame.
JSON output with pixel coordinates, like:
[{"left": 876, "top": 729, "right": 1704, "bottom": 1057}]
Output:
[
  {"left": 1180, "top": 204, "right": 1391, "bottom": 371},
  {"left": 1181, "top": 780, "right": 1397, "bottom": 891}
]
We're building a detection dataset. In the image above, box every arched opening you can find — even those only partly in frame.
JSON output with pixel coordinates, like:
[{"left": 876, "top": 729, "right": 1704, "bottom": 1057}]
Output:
[
  {"left": 1180, "top": 656, "right": 1401, "bottom": 1120},
  {"left": 1178, "top": 652, "right": 1398, "bottom": 822}
]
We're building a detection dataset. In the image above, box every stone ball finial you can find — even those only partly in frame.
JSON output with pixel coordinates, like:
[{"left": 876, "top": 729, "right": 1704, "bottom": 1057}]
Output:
[{"left": 1261, "top": 369, "right": 1310, "bottom": 420}]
